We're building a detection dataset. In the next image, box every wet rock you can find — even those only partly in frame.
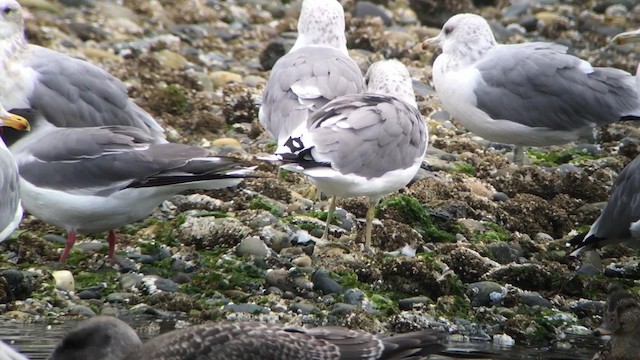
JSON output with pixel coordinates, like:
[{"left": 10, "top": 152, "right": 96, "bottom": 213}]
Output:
[
  {"left": 332, "top": 303, "right": 358, "bottom": 315},
  {"left": 442, "top": 246, "right": 500, "bottom": 283},
  {"left": 68, "top": 305, "right": 96, "bottom": 317},
  {"left": 0, "top": 270, "right": 34, "bottom": 302},
  {"left": 291, "top": 302, "right": 318, "bottom": 314},
  {"left": 408, "top": 0, "right": 476, "bottom": 27},
  {"left": 467, "top": 281, "right": 506, "bottom": 307},
  {"left": 312, "top": 269, "right": 344, "bottom": 295},
  {"left": 484, "top": 263, "right": 558, "bottom": 291},
  {"left": 487, "top": 242, "right": 522, "bottom": 264},
  {"left": 520, "top": 291, "right": 553, "bottom": 308},
  {"left": 353, "top": 2, "right": 392, "bottom": 26},
  {"left": 259, "top": 33, "right": 296, "bottom": 71},
  {"left": 344, "top": 288, "right": 366, "bottom": 305}
]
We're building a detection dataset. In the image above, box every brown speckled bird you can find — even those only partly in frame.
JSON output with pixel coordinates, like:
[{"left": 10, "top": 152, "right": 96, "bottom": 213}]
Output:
[
  {"left": 47, "top": 316, "right": 447, "bottom": 360},
  {"left": 592, "top": 291, "right": 640, "bottom": 360}
]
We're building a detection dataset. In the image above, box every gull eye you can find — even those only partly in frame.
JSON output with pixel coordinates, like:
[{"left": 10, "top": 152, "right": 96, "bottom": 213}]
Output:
[
  {"left": 443, "top": 26, "right": 453, "bottom": 35},
  {"left": 2, "top": 7, "right": 14, "bottom": 15}
]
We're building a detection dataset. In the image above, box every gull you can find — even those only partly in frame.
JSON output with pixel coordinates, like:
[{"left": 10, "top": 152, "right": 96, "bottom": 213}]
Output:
[
  {"left": 259, "top": 0, "right": 364, "bottom": 154},
  {"left": 11, "top": 109, "right": 253, "bottom": 263},
  {"left": 424, "top": 13, "right": 640, "bottom": 164},
  {"left": 0, "top": 0, "right": 165, "bottom": 150},
  {"left": 568, "top": 155, "right": 640, "bottom": 256},
  {"left": 277, "top": 60, "right": 428, "bottom": 252},
  {"left": 0, "top": 105, "right": 29, "bottom": 242},
  {"left": 46, "top": 316, "right": 447, "bottom": 360}
]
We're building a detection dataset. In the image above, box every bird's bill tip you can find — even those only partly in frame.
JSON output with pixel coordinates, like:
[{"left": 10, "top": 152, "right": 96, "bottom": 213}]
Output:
[
  {"left": 422, "top": 36, "right": 441, "bottom": 51},
  {"left": 611, "top": 29, "right": 640, "bottom": 45},
  {"left": 0, "top": 112, "right": 30, "bottom": 131}
]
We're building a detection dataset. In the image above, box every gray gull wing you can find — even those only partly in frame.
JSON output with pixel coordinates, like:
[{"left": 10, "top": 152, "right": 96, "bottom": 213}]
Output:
[
  {"left": 473, "top": 42, "right": 640, "bottom": 131},
  {"left": 280, "top": 93, "right": 427, "bottom": 179},
  {"left": 260, "top": 46, "right": 364, "bottom": 142},
  {"left": 2, "top": 46, "right": 164, "bottom": 147}
]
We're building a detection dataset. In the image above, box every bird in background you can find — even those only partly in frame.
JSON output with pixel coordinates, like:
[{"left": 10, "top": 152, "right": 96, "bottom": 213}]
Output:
[{"left": 424, "top": 13, "right": 640, "bottom": 165}]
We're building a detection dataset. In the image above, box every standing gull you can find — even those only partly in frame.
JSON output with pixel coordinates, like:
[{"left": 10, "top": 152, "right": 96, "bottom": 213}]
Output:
[
  {"left": 0, "top": 105, "right": 29, "bottom": 242},
  {"left": 277, "top": 60, "right": 428, "bottom": 252},
  {"left": 0, "top": 0, "right": 165, "bottom": 149},
  {"left": 423, "top": 13, "right": 640, "bottom": 164},
  {"left": 568, "top": 155, "right": 640, "bottom": 256},
  {"left": 47, "top": 316, "right": 447, "bottom": 360},
  {"left": 11, "top": 109, "right": 253, "bottom": 263},
  {"left": 259, "top": 0, "right": 365, "bottom": 153}
]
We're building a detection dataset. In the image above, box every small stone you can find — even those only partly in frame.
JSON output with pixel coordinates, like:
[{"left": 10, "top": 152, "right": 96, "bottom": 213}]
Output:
[
  {"left": 520, "top": 291, "right": 552, "bottom": 308},
  {"left": 398, "top": 296, "right": 432, "bottom": 311},
  {"left": 153, "top": 278, "right": 180, "bottom": 293},
  {"left": 343, "top": 288, "right": 366, "bottom": 305},
  {"left": 68, "top": 305, "right": 96, "bottom": 317},
  {"left": 235, "top": 237, "right": 270, "bottom": 259},
  {"left": 224, "top": 303, "right": 269, "bottom": 314},
  {"left": 292, "top": 255, "right": 312, "bottom": 268},
  {"left": 312, "top": 269, "right": 344, "bottom": 295},
  {"left": 467, "top": 281, "right": 506, "bottom": 307},
  {"left": 534, "top": 233, "right": 554, "bottom": 242},
  {"left": 209, "top": 71, "right": 243, "bottom": 88},
  {"left": 52, "top": 270, "right": 75, "bottom": 292},
  {"left": 106, "top": 292, "right": 138, "bottom": 303},
  {"left": 83, "top": 48, "right": 121, "bottom": 62},
  {"left": 119, "top": 273, "right": 144, "bottom": 289},
  {"left": 331, "top": 303, "right": 357, "bottom": 315},
  {"left": 291, "top": 302, "right": 318, "bottom": 314},
  {"left": 492, "top": 192, "right": 509, "bottom": 202}
]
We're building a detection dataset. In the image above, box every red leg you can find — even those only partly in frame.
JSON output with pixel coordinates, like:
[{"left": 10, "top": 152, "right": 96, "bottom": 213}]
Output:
[
  {"left": 107, "top": 230, "right": 117, "bottom": 263},
  {"left": 59, "top": 232, "right": 76, "bottom": 263}
]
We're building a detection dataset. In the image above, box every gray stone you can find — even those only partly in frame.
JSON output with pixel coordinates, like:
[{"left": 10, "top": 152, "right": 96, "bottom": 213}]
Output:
[
  {"left": 312, "top": 269, "right": 344, "bottom": 295},
  {"left": 343, "top": 288, "right": 366, "bottom": 306},
  {"left": 398, "top": 296, "right": 432, "bottom": 311},
  {"left": 224, "top": 303, "right": 269, "bottom": 314},
  {"left": 467, "top": 281, "right": 506, "bottom": 307},
  {"left": 291, "top": 302, "right": 318, "bottom": 314},
  {"left": 235, "top": 236, "right": 270, "bottom": 259},
  {"left": 331, "top": 303, "right": 358, "bottom": 315},
  {"left": 520, "top": 291, "right": 553, "bottom": 308},
  {"left": 68, "top": 305, "right": 96, "bottom": 317}
]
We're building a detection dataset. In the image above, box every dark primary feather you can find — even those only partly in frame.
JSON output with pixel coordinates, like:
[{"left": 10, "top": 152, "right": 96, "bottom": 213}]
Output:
[
  {"left": 569, "top": 155, "right": 640, "bottom": 252},
  {"left": 280, "top": 93, "right": 426, "bottom": 179},
  {"left": 474, "top": 42, "right": 640, "bottom": 130}
]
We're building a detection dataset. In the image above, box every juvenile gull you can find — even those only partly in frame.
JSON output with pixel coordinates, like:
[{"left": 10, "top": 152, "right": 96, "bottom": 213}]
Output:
[
  {"left": 47, "top": 316, "right": 447, "bottom": 360},
  {"left": 568, "top": 155, "right": 640, "bottom": 256},
  {"left": 0, "top": 0, "right": 165, "bottom": 149},
  {"left": 0, "top": 105, "right": 29, "bottom": 242},
  {"left": 424, "top": 13, "right": 640, "bottom": 164},
  {"left": 277, "top": 60, "right": 428, "bottom": 251},
  {"left": 259, "top": 0, "right": 364, "bottom": 153},
  {"left": 11, "top": 109, "right": 253, "bottom": 263}
]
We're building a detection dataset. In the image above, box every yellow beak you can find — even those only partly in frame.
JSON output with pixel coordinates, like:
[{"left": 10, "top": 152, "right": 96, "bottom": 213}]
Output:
[
  {"left": 611, "top": 29, "right": 640, "bottom": 45},
  {"left": 0, "top": 112, "right": 30, "bottom": 131}
]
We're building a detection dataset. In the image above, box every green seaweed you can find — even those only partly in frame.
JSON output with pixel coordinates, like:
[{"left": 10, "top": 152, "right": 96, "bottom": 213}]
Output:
[
  {"left": 377, "top": 195, "right": 458, "bottom": 242},
  {"left": 451, "top": 162, "right": 476, "bottom": 176}
]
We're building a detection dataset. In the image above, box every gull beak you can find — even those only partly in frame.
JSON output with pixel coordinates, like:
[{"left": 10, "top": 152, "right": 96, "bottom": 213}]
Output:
[
  {"left": 611, "top": 29, "right": 640, "bottom": 45},
  {"left": 593, "top": 315, "right": 616, "bottom": 336},
  {"left": 0, "top": 112, "right": 30, "bottom": 131},
  {"left": 422, "top": 33, "right": 443, "bottom": 51}
]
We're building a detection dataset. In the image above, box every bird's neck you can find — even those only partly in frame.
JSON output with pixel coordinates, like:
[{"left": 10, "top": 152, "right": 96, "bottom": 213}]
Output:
[
  {"left": 443, "top": 41, "right": 495, "bottom": 70},
  {"left": 0, "top": 33, "right": 26, "bottom": 61},
  {"left": 290, "top": 32, "right": 349, "bottom": 56}
]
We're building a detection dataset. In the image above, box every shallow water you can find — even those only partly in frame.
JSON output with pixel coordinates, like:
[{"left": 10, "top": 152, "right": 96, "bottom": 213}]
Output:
[{"left": 0, "top": 317, "right": 606, "bottom": 360}]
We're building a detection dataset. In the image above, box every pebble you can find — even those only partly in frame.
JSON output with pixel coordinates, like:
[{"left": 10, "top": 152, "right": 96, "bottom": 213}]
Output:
[
  {"left": 51, "top": 270, "right": 74, "bottom": 292},
  {"left": 398, "top": 296, "right": 432, "bottom": 311},
  {"left": 343, "top": 288, "right": 366, "bottom": 306},
  {"left": 235, "top": 236, "right": 270, "bottom": 259},
  {"left": 312, "top": 269, "right": 344, "bottom": 295},
  {"left": 467, "top": 281, "right": 507, "bottom": 307}
]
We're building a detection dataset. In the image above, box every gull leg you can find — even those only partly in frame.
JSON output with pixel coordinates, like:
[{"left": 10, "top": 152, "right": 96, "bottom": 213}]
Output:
[
  {"left": 322, "top": 196, "right": 337, "bottom": 240},
  {"left": 513, "top": 145, "right": 526, "bottom": 165},
  {"left": 107, "top": 230, "right": 117, "bottom": 263},
  {"left": 364, "top": 198, "right": 379, "bottom": 253},
  {"left": 59, "top": 231, "right": 77, "bottom": 263}
]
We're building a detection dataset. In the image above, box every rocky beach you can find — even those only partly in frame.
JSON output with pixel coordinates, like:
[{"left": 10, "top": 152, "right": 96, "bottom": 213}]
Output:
[{"left": 2, "top": 0, "right": 640, "bottom": 357}]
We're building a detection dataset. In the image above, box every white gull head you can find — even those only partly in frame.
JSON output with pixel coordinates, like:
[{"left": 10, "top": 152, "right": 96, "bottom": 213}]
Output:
[
  {"left": 289, "top": 0, "right": 348, "bottom": 54},
  {"left": 365, "top": 59, "right": 418, "bottom": 109},
  {"left": 0, "top": 0, "right": 23, "bottom": 41},
  {"left": 426, "top": 13, "right": 497, "bottom": 67}
]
